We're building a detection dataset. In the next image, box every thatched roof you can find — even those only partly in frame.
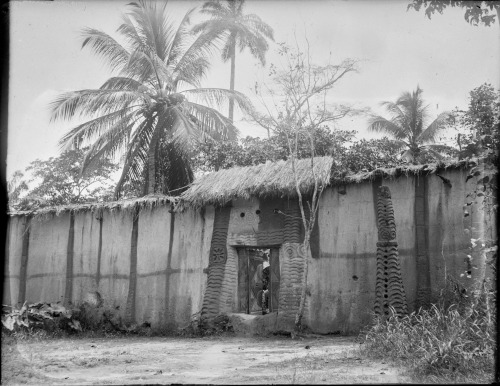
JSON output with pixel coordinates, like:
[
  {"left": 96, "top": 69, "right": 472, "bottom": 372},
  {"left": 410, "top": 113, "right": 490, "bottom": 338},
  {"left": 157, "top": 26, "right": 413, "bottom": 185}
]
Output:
[
  {"left": 178, "top": 157, "right": 476, "bottom": 209},
  {"left": 179, "top": 156, "right": 334, "bottom": 209},
  {"left": 8, "top": 194, "right": 176, "bottom": 219},
  {"left": 334, "top": 158, "right": 475, "bottom": 184},
  {"left": 9, "top": 157, "right": 477, "bottom": 218}
]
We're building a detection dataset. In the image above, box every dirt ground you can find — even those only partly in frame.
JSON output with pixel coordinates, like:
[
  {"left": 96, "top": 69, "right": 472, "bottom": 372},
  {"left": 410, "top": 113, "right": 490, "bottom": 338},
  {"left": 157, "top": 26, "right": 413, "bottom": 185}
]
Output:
[{"left": 2, "top": 334, "right": 412, "bottom": 384}]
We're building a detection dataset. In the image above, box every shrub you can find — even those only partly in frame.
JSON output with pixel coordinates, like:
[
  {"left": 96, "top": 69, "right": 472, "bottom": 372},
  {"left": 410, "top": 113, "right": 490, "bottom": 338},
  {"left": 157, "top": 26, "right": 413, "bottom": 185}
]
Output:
[
  {"left": 359, "top": 281, "right": 496, "bottom": 382},
  {"left": 1, "top": 302, "right": 82, "bottom": 336}
]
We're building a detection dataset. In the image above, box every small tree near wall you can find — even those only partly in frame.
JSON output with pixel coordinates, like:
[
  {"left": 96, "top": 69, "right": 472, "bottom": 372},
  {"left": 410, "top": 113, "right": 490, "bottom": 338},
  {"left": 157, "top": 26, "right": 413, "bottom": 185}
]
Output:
[{"left": 250, "top": 40, "right": 359, "bottom": 330}]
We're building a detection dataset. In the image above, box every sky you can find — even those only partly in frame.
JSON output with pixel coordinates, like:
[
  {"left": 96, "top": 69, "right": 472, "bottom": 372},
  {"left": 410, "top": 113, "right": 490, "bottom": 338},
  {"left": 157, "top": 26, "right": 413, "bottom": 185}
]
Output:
[{"left": 7, "top": 0, "right": 500, "bottom": 179}]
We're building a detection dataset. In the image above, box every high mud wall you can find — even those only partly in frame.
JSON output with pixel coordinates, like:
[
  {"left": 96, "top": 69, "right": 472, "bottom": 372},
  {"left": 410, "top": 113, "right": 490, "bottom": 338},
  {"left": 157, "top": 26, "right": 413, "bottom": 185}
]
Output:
[
  {"left": 4, "top": 205, "right": 211, "bottom": 330},
  {"left": 306, "top": 167, "right": 492, "bottom": 333},
  {"left": 4, "top": 167, "right": 492, "bottom": 333}
]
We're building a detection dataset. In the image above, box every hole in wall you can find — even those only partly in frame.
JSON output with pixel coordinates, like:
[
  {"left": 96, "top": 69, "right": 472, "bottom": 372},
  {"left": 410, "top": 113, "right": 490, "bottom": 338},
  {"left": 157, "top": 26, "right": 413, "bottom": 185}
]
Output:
[
  {"left": 352, "top": 275, "right": 358, "bottom": 281},
  {"left": 256, "top": 209, "right": 261, "bottom": 215},
  {"left": 240, "top": 212, "right": 245, "bottom": 218}
]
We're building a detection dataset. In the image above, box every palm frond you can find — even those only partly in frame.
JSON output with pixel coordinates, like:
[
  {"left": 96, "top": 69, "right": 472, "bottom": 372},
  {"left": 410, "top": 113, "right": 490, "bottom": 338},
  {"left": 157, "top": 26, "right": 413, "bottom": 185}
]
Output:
[
  {"left": 81, "top": 28, "right": 130, "bottom": 72},
  {"left": 99, "top": 77, "right": 145, "bottom": 91},
  {"left": 172, "top": 27, "right": 225, "bottom": 85},
  {"left": 238, "top": 29, "right": 269, "bottom": 65},
  {"left": 241, "top": 13, "right": 275, "bottom": 41},
  {"left": 199, "top": 1, "right": 230, "bottom": 17},
  {"left": 81, "top": 114, "right": 137, "bottom": 173},
  {"left": 114, "top": 117, "right": 153, "bottom": 198},
  {"left": 181, "top": 87, "right": 253, "bottom": 113},
  {"left": 418, "top": 111, "right": 452, "bottom": 144},
  {"left": 126, "top": 47, "right": 172, "bottom": 88},
  {"left": 123, "top": 1, "right": 174, "bottom": 62},
  {"left": 184, "top": 101, "right": 239, "bottom": 141},
  {"left": 167, "top": 7, "right": 197, "bottom": 63},
  {"left": 367, "top": 116, "right": 407, "bottom": 140},
  {"left": 58, "top": 107, "right": 140, "bottom": 150},
  {"left": 173, "top": 57, "right": 211, "bottom": 88},
  {"left": 50, "top": 89, "right": 141, "bottom": 121}
]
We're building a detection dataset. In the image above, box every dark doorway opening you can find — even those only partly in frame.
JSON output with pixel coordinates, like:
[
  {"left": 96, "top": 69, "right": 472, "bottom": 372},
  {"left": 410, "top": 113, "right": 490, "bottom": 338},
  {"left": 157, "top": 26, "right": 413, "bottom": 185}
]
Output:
[{"left": 237, "top": 247, "right": 280, "bottom": 314}]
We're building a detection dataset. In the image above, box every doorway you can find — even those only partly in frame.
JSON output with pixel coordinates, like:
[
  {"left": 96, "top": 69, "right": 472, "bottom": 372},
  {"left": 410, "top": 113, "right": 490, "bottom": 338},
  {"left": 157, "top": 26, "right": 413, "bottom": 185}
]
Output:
[{"left": 237, "top": 247, "right": 280, "bottom": 314}]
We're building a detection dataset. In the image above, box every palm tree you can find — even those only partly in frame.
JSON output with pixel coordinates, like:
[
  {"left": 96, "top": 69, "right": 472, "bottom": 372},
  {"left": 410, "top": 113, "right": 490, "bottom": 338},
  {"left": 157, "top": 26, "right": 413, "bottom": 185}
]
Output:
[
  {"left": 367, "top": 86, "right": 453, "bottom": 163},
  {"left": 50, "top": 1, "right": 252, "bottom": 198},
  {"left": 193, "top": 0, "right": 274, "bottom": 122}
]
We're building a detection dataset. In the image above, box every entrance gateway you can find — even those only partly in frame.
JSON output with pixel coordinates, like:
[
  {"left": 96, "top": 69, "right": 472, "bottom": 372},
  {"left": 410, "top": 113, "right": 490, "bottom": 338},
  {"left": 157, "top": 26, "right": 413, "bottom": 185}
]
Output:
[{"left": 236, "top": 247, "right": 280, "bottom": 314}]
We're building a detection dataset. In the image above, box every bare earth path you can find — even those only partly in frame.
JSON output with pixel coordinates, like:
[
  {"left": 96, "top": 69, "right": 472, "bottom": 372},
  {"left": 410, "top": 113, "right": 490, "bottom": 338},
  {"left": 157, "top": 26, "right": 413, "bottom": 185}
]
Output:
[{"left": 3, "top": 335, "right": 411, "bottom": 384}]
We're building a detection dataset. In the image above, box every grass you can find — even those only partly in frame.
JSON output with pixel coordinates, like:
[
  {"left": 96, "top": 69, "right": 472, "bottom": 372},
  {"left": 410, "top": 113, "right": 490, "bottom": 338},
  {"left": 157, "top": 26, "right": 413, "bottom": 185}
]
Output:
[{"left": 358, "top": 280, "right": 497, "bottom": 383}]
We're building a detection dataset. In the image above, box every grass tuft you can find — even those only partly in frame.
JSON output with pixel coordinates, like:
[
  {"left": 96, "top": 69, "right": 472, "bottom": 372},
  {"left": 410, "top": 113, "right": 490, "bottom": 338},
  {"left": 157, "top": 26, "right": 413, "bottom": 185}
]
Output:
[{"left": 359, "top": 278, "right": 496, "bottom": 383}]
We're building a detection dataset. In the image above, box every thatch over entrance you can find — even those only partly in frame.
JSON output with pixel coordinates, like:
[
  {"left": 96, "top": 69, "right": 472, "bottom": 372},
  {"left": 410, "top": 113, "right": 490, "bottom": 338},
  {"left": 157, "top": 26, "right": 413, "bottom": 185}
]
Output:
[
  {"left": 179, "top": 157, "right": 476, "bottom": 209},
  {"left": 179, "top": 156, "right": 334, "bottom": 208}
]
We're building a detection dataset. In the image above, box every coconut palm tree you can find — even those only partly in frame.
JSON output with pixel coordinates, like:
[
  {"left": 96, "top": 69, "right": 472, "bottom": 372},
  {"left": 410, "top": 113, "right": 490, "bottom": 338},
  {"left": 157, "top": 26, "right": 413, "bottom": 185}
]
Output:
[
  {"left": 193, "top": 0, "right": 274, "bottom": 122},
  {"left": 50, "top": 1, "right": 252, "bottom": 198},
  {"left": 367, "top": 86, "right": 453, "bottom": 163}
]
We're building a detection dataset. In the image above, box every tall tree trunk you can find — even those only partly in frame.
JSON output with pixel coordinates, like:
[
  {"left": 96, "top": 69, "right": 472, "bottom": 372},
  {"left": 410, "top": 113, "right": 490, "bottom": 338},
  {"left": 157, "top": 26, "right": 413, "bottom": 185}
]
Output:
[
  {"left": 228, "top": 37, "right": 236, "bottom": 123},
  {"left": 147, "top": 129, "right": 160, "bottom": 194},
  {"left": 295, "top": 233, "right": 310, "bottom": 329}
]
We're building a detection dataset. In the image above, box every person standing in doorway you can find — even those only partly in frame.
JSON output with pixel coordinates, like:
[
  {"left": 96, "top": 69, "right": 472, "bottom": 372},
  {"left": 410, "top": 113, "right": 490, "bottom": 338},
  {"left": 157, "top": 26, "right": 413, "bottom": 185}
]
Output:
[{"left": 262, "top": 250, "right": 270, "bottom": 314}]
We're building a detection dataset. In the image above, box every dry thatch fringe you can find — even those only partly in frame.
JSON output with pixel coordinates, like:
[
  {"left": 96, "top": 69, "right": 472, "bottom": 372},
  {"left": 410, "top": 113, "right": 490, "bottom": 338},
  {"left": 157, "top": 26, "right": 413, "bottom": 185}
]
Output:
[
  {"left": 8, "top": 157, "right": 478, "bottom": 219},
  {"left": 178, "top": 156, "right": 334, "bottom": 209},
  {"left": 9, "top": 194, "right": 178, "bottom": 221},
  {"left": 334, "top": 158, "right": 477, "bottom": 185},
  {"left": 177, "top": 157, "right": 477, "bottom": 209}
]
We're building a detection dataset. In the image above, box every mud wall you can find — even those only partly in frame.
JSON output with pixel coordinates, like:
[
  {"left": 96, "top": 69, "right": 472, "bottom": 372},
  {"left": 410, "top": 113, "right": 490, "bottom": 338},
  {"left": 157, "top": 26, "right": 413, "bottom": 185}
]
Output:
[
  {"left": 4, "top": 167, "right": 491, "bottom": 333},
  {"left": 3, "top": 205, "right": 211, "bottom": 330},
  {"left": 306, "top": 167, "right": 491, "bottom": 333}
]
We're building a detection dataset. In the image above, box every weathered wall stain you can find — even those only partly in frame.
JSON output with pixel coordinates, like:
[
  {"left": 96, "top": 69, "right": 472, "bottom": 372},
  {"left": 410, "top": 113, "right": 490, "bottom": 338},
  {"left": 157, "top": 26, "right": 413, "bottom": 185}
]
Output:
[
  {"left": 125, "top": 207, "right": 139, "bottom": 324},
  {"left": 5, "top": 168, "right": 492, "bottom": 333},
  {"left": 64, "top": 212, "right": 75, "bottom": 305},
  {"left": 415, "top": 175, "right": 431, "bottom": 308},
  {"left": 18, "top": 215, "right": 32, "bottom": 305}
]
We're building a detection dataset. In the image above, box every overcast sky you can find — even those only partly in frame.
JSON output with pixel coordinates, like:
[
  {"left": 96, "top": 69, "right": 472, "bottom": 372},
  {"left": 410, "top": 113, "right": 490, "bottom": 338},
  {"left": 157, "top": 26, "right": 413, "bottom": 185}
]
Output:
[{"left": 7, "top": 0, "right": 500, "bottom": 178}]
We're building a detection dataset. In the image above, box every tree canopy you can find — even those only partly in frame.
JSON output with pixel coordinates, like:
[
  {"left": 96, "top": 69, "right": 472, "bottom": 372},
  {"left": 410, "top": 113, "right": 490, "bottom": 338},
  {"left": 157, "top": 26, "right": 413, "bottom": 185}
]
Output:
[
  {"left": 408, "top": 0, "right": 500, "bottom": 27},
  {"left": 8, "top": 148, "right": 118, "bottom": 211},
  {"left": 193, "top": 0, "right": 274, "bottom": 122},
  {"left": 50, "top": 0, "right": 252, "bottom": 199},
  {"left": 367, "top": 86, "right": 454, "bottom": 163}
]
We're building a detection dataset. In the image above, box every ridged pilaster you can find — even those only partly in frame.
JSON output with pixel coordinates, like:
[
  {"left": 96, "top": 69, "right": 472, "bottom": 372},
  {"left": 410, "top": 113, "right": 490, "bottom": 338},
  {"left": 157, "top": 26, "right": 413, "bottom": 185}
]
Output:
[
  {"left": 201, "top": 206, "right": 231, "bottom": 321},
  {"left": 374, "top": 186, "right": 408, "bottom": 317}
]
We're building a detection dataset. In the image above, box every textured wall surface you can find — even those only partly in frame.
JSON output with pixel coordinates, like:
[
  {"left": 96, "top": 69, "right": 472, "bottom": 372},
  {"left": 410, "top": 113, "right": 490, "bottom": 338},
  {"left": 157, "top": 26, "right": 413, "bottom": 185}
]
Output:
[
  {"left": 308, "top": 182, "right": 378, "bottom": 333},
  {"left": 98, "top": 210, "right": 133, "bottom": 317},
  {"left": 168, "top": 207, "right": 211, "bottom": 327},
  {"left": 373, "top": 186, "right": 408, "bottom": 317},
  {"left": 4, "top": 168, "right": 490, "bottom": 333},
  {"left": 4, "top": 205, "right": 213, "bottom": 330},
  {"left": 26, "top": 214, "right": 71, "bottom": 304},
  {"left": 3, "top": 216, "right": 27, "bottom": 305},
  {"left": 72, "top": 211, "right": 101, "bottom": 304},
  {"left": 425, "top": 168, "right": 494, "bottom": 301},
  {"left": 135, "top": 206, "right": 171, "bottom": 327}
]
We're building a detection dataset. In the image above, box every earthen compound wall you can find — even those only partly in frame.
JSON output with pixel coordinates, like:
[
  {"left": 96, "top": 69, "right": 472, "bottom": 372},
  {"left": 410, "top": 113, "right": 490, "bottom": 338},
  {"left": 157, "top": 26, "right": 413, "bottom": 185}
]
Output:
[
  {"left": 4, "top": 205, "right": 212, "bottom": 330},
  {"left": 4, "top": 168, "right": 493, "bottom": 332}
]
